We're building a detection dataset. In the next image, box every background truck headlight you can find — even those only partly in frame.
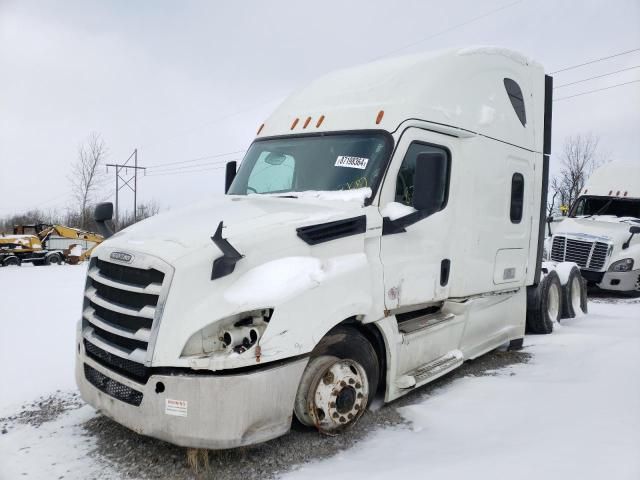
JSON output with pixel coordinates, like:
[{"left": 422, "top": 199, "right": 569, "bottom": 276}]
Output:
[
  {"left": 181, "top": 309, "right": 272, "bottom": 357},
  {"left": 608, "top": 258, "right": 634, "bottom": 272}
]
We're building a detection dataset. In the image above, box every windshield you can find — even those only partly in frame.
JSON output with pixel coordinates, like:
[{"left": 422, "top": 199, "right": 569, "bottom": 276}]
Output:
[
  {"left": 228, "top": 132, "right": 392, "bottom": 200},
  {"left": 571, "top": 195, "right": 640, "bottom": 219}
]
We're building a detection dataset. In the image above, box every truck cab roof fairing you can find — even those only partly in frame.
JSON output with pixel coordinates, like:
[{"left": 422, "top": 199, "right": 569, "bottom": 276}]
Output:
[{"left": 258, "top": 47, "right": 545, "bottom": 153}]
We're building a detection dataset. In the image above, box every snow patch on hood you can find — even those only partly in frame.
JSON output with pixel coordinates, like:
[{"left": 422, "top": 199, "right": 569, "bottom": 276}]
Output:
[{"left": 224, "top": 254, "right": 367, "bottom": 308}]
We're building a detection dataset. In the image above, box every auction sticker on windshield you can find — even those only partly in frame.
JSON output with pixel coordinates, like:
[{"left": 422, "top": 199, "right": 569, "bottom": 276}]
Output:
[{"left": 335, "top": 156, "right": 369, "bottom": 169}]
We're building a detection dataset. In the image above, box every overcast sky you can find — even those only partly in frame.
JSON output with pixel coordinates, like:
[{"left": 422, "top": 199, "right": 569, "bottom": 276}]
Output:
[{"left": 1, "top": 0, "right": 639, "bottom": 217}]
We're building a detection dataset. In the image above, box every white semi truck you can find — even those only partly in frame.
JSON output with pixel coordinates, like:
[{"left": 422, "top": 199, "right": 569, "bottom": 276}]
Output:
[
  {"left": 546, "top": 161, "right": 640, "bottom": 293},
  {"left": 76, "top": 47, "right": 584, "bottom": 449}
]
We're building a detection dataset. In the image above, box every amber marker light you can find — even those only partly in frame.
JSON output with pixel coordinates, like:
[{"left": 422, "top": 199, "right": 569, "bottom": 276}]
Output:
[
  {"left": 303, "top": 117, "right": 312, "bottom": 129},
  {"left": 376, "top": 110, "right": 384, "bottom": 124},
  {"left": 291, "top": 118, "right": 299, "bottom": 130},
  {"left": 316, "top": 115, "right": 325, "bottom": 128},
  {"left": 256, "top": 123, "right": 265, "bottom": 135}
]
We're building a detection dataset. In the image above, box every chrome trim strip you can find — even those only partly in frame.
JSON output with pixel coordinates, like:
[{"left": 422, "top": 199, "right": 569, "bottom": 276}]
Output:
[
  {"left": 88, "top": 267, "right": 162, "bottom": 295},
  {"left": 84, "top": 307, "right": 151, "bottom": 342}
]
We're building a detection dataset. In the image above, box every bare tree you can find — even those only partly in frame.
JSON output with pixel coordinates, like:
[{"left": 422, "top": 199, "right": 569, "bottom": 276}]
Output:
[
  {"left": 118, "top": 200, "right": 161, "bottom": 229},
  {"left": 549, "top": 133, "right": 605, "bottom": 215},
  {"left": 70, "top": 133, "right": 108, "bottom": 228}
]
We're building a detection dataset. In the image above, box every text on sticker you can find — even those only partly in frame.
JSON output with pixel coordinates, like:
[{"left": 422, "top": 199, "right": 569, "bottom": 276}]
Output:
[
  {"left": 335, "top": 156, "right": 369, "bottom": 169},
  {"left": 165, "top": 398, "right": 188, "bottom": 417}
]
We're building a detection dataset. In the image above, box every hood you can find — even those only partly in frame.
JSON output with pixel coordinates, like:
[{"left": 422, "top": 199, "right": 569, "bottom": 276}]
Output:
[
  {"left": 555, "top": 216, "right": 638, "bottom": 245},
  {"left": 95, "top": 193, "right": 368, "bottom": 263}
]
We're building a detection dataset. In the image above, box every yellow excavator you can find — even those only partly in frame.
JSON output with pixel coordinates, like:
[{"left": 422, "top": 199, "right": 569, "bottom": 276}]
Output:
[{"left": 1, "top": 223, "right": 104, "bottom": 266}]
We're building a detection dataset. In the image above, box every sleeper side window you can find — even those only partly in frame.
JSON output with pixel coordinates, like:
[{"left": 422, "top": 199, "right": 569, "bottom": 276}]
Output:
[
  {"left": 395, "top": 142, "right": 449, "bottom": 211},
  {"left": 510, "top": 173, "right": 524, "bottom": 223},
  {"left": 504, "top": 78, "right": 527, "bottom": 127}
]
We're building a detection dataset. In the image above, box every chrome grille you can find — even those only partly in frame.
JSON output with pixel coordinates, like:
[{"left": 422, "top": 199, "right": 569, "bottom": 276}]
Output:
[
  {"left": 82, "top": 253, "right": 171, "bottom": 390},
  {"left": 550, "top": 235, "right": 609, "bottom": 271}
]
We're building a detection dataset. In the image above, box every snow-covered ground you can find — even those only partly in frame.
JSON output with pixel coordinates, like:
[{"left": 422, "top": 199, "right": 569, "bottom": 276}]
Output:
[{"left": 0, "top": 265, "right": 638, "bottom": 479}]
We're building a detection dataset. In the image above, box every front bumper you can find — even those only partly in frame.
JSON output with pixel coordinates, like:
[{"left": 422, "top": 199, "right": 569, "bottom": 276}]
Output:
[
  {"left": 597, "top": 268, "right": 640, "bottom": 292},
  {"left": 76, "top": 346, "right": 308, "bottom": 449}
]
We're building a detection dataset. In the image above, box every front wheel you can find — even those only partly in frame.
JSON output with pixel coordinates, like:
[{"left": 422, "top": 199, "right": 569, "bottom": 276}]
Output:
[{"left": 294, "top": 327, "right": 379, "bottom": 434}]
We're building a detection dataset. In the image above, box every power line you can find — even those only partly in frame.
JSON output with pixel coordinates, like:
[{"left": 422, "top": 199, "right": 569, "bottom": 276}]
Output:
[
  {"left": 145, "top": 149, "right": 245, "bottom": 171},
  {"left": 553, "top": 79, "right": 640, "bottom": 101},
  {"left": 376, "top": 0, "right": 523, "bottom": 60},
  {"left": 146, "top": 160, "right": 238, "bottom": 176},
  {"left": 554, "top": 65, "right": 640, "bottom": 89},
  {"left": 550, "top": 47, "right": 640, "bottom": 74},
  {"left": 146, "top": 164, "right": 229, "bottom": 178}
]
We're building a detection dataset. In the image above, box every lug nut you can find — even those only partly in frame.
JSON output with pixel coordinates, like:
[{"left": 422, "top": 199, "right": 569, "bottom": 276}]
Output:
[
  {"left": 355, "top": 383, "right": 362, "bottom": 389},
  {"left": 348, "top": 378, "right": 355, "bottom": 385},
  {"left": 340, "top": 416, "right": 346, "bottom": 423},
  {"left": 333, "top": 412, "right": 339, "bottom": 418}
]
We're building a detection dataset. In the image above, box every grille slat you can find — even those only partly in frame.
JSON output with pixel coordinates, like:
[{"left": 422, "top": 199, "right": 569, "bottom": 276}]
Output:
[
  {"left": 84, "top": 363, "right": 144, "bottom": 406},
  {"left": 550, "top": 235, "right": 609, "bottom": 271},
  {"left": 91, "top": 279, "right": 159, "bottom": 310},
  {"left": 96, "top": 259, "right": 164, "bottom": 288}
]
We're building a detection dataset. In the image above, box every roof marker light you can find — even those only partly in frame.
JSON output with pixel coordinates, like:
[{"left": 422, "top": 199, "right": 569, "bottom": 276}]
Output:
[
  {"left": 376, "top": 110, "right": 384, "bottom": 124},
  {"left": 303, "top": 117, "right": 312, "bottom": 129},
  {"left": 257, "top": 123, "right": 265, "bottom": 135},
  {"left": 608, "top": 190, "right": 613, "bottom": 195},
  {"left": 584, "top": 189, "right": 588, "bottom": 194},
  {"left": 291, "top": 118, "right": 299, "bottom": 130},
  {"left": 624, "top": 191, "right": 628, "bottom": 197},
  {"left": 316, "top": 115, "right": 325, "bottom": 128},
  {"left": 616, "top": 191, "right": 620, "bottom": 196}
]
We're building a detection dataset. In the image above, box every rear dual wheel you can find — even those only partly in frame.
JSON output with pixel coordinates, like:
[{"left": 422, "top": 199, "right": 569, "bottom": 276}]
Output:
[
  {"left": 526, "top": 270, "right": 562, "bottom": 334},
  {"left": 561, "top": 266, "right": 588, "bottom": 318}
]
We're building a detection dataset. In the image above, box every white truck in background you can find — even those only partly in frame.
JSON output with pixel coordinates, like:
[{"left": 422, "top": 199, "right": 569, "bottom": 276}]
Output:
[
  {"left": 77, "top": 47, "right": 584, "bottom": 450},
  {"left": 546, "top": 161, "right": 640, "bottom": 293}
]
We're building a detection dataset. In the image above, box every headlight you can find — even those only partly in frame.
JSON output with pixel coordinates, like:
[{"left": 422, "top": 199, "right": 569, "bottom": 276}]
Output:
[
  {"left": 608, "top": 258, "right": 634, "bottom": 272},
  {"left": 181, "top": 309, "right": 272, "bottom": 357}
]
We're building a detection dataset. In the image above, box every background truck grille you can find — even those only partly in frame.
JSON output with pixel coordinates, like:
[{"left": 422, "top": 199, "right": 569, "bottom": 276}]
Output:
[
  {"left": 82, "top": 256, "right": 169, "bottom": 389},
  {"left": 551, "top": 235, "right": 609, "bottom": 271},
  {"left": 84, "top": 364, "right": 143, "bottom": 406}
]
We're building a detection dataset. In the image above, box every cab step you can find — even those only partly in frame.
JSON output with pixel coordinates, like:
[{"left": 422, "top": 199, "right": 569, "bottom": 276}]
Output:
[{"left": 396, "top": 350, "right": 464, "bottom": 389}]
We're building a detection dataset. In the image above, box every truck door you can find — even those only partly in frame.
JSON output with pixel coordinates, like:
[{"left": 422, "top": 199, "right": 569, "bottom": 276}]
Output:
[
  {"left": 378, "top": 128, "right": 456, "bottom": 309},
  {"left": 377, "top": 128, "right": 464, "bottom": 376}
]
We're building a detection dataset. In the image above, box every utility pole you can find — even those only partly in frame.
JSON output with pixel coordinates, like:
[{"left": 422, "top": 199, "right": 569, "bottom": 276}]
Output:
[{"left": 106, "top": 149, "right": 146, "bottom": 231}]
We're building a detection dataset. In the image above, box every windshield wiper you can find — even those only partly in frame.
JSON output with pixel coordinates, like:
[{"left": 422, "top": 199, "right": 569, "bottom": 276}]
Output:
[{"left": 584, "top": 199, "right": 612, "bottom": 218}]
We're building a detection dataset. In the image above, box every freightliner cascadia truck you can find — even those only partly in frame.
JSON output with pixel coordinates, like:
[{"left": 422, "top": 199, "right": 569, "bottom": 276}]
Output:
[
  {"left": 545, "top": 161, "right": 640, "bottom": 294},
  {"left": 76, "top": 47, "right": 585, "bottom": 449}
]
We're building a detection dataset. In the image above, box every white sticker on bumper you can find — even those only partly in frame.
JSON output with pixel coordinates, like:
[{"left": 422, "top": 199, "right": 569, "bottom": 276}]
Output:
[{"left": 165, "top": 398, "right": 188, "bottom": 417}]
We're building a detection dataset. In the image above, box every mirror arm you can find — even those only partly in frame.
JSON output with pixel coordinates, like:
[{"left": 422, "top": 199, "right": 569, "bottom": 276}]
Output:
[{"left": 622, "top": 233, "right": 635, "bottom": 250}]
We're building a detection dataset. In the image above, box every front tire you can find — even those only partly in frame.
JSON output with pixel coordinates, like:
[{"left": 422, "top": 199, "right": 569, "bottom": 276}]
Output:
[{"left": 294, "top": 327, "right": 379, "bottom": 434}]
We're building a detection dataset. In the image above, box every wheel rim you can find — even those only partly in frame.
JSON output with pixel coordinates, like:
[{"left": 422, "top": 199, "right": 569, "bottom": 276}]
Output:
[
  {"left": 570, "top": 276, "right": 582, "bottom": 313},
  {"left": 547, "top": 283, "right": 560, "bottom": 320},
  {"left": 309, "top": 359, "right": 369, "bottom": 434}
]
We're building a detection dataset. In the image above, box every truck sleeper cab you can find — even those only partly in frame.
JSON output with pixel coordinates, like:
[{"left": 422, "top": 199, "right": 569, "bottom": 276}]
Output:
[{"left": 76, "top": 47, "right": 558, "bottom": 449}]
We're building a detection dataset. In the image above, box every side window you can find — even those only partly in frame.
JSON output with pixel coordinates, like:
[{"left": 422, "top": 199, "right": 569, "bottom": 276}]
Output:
[
  {"left": 395, "top": 143, "right": 449, "bottom": 211},
  {"left": 504, "top": 78, "right": 526, "bottom": 127},
  {"left": 247, "top": 152, "right": 295, "bottom": 193},
  {"left": 510, "top": 173, "right": 524, "bottom": 223}
]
